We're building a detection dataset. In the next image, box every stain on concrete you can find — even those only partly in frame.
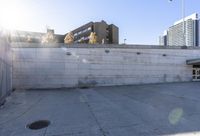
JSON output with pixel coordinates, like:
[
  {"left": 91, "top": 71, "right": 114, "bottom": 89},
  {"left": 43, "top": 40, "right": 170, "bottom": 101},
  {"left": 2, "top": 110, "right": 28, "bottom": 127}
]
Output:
[
  {"left": 163, "top": 74, "right": 167, "bottom": 82},
  {"left": 78, "top": 76, "right": 97, "bottom": 88}
]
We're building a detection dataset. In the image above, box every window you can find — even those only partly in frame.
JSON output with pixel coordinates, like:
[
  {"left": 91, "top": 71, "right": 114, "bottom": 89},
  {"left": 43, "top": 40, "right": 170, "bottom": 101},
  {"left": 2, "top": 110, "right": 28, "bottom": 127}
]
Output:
[
  {"left": 193, "top": 65, "right": 200, "bottom": 81},
  {"left": 83, "top": 29, "right": 87, "bottom": 33},
  {"left": 88, "top": 27, "right": 91, "bottom": 31}
]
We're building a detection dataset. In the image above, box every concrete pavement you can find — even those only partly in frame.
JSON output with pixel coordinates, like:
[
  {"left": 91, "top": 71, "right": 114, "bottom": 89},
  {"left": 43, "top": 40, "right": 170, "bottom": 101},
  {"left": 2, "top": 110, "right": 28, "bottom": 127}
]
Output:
[{"left": 1, "top": 82, "right": 200, "bottom": 136}]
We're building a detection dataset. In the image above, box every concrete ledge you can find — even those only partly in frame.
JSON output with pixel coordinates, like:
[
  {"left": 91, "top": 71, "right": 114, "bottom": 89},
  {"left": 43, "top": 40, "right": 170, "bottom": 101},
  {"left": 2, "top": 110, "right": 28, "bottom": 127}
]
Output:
[{"left": 11, "top": 42, "right": 200, "bottom": 50}]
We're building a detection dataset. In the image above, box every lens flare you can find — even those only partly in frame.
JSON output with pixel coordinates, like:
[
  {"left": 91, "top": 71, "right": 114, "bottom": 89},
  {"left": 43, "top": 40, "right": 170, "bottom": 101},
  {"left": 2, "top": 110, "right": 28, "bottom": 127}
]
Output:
[
  {"left": 0, "top": 1, "right": 27, "bottom": 30},
  {"left": 168, "top": 108, "right": 183, "bottom": 125}
]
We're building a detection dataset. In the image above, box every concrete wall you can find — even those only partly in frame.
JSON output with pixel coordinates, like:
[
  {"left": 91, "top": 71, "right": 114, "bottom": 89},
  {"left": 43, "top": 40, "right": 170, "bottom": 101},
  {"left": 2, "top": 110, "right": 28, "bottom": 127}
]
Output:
[
  {"left": 0, "top": 38, "right": 12, "bottom": 104},
  {"left": 12, "top": 43, "right": 200, "bottom": 89}
]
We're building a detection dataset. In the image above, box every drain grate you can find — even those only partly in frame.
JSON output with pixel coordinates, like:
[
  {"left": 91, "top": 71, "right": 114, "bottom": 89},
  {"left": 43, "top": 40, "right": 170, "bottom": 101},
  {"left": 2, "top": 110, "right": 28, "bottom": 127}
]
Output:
[{"left": 27, "top": 120, "right": 50, "bottom": 130}]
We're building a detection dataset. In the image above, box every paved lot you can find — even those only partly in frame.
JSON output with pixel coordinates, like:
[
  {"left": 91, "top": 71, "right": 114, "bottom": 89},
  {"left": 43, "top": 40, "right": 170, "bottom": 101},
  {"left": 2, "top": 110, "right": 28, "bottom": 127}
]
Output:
[{"left": 0, "top": 82, "right": 200, "bottom": 136}]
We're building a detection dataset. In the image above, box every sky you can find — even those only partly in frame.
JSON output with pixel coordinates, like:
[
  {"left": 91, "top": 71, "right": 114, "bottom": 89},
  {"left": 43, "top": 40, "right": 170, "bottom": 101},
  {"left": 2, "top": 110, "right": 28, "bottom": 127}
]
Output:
[{"left": 0, "top": 0, "right": 200, "bottom": 44}]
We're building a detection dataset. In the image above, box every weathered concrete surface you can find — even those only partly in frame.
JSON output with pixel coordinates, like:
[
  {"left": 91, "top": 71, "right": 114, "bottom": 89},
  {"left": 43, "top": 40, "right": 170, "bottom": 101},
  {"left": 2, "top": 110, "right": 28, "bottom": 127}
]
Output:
[
  {"left": 1, "top": 82, "right": 200, "bottom": 136},
  {"left": 0, "top": 38, "right": 12, "bottom": 105},
  {"left": 12, "top": 44, "right": 200, "bottom": 89}
]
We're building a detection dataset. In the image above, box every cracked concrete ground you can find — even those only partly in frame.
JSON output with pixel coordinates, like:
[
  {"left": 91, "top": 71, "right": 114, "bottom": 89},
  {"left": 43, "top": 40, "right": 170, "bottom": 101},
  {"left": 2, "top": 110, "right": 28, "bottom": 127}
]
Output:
[{"left": 1, "top": 82, "right": 200, "bottom": 136}]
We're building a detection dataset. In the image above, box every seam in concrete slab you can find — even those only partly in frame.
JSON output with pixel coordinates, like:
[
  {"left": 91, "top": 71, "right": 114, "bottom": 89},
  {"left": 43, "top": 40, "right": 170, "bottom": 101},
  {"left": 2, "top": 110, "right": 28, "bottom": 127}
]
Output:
[
  {"left": 156, "top": 90, "right": 200, "bottom": 103},
  {"left": 85, "top": 102, "right": 108, "bottom": 136},
  {"left": 97, "top": 90, "right": 163, "bottom": 131},
  {"left": 122, "top": 92, "right": 160, "bottom": 111},
  {"left": 0, "top": 95, "right": 43, "bottom": 126},
  {"left": 43, "top": 127, "right": 48, "bottom": 136},
  {"left": 79, "top": 90, "right": 108, "bottom": 136},
  {"left": 104, "top": 93, "right": 164, "bottom": 134},
  {"left": 45, "top": 131, "right": 84, "bottom": 136}
]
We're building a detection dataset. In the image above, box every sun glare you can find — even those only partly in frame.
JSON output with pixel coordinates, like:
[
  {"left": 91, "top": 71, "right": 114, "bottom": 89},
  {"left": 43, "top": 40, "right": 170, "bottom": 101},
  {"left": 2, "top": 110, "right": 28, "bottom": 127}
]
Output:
[{"left": 0, "top": 1, "right": 27, "bottom": 30}]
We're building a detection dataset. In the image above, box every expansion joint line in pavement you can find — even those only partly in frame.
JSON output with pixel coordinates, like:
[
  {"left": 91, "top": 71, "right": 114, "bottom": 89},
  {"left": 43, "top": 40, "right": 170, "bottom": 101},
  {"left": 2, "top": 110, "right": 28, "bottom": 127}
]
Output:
[
  {"left": 79, "top": 91, "right": 108, "bottom": 136},
  {"left": 84, "top": 101, "right": 108, "bottom": 136},
  {"left": 43, "top": 126, "right": 48, "bottom": 136},
  {"left": 0, "top": 95, "right": 44, "bottom": 126}
]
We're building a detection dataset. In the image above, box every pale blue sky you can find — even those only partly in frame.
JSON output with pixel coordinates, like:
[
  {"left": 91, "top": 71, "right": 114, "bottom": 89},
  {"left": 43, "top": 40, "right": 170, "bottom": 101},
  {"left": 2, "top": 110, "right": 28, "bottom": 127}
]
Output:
[{"left": 0, "top": 0, "right": 199, "bottom": 44}]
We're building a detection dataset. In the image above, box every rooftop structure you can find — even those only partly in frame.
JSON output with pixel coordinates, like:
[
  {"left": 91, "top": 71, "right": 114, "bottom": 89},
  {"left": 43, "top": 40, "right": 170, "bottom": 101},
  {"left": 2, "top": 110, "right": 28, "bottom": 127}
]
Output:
[
  {"left": 174, "top": 13, "right": 198, "bottom": 25},
  {"left": 1, "top": 37, "right": 200, "bottom": 135},
  {"left": 1, "top": 82, "right": 200, "bottom": 136}
]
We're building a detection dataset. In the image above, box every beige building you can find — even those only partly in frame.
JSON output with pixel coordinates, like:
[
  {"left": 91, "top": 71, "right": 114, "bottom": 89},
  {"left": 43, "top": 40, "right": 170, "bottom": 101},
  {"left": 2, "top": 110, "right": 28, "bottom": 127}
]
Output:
[{"left": 66, "top": 20, "right": 119, "bottom": 44}]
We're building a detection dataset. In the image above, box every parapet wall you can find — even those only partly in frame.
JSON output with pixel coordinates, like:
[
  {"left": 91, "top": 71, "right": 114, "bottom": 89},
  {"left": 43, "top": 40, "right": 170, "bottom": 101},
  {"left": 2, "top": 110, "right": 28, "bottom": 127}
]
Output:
[
  {"left": 0, "top": 38, "right": 12, "bottom": 104},
  {"left": 12, "top": 43, "right": 200, "bottom": 89}
]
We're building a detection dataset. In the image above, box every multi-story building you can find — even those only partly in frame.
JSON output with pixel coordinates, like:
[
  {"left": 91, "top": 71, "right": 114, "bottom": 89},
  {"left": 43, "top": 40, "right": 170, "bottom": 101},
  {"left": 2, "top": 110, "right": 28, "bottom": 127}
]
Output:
[
  {"left": 66, "top": 20, "right": 119, "bottom": 44},
  {"left": 10, "top": 29, "right": 64, "bottom": 43},
  {"left": 159, "top": 31, "right": 167, "bottom": 46},
  {"left": 9, "top": 20, "right": 119, "bottom": 44},
  {"left": 160, "top": 13, "right": 199, "bottom": 47}
]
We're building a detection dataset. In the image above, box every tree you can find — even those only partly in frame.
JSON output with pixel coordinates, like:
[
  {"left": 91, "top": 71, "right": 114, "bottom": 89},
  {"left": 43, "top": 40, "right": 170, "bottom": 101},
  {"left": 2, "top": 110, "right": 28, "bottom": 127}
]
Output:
[
  {"left": 89, "top": 32, "right": 97, "bottom": 44},
  {"left": 64, "top": 32, "right": 74, "bottom": 44}
]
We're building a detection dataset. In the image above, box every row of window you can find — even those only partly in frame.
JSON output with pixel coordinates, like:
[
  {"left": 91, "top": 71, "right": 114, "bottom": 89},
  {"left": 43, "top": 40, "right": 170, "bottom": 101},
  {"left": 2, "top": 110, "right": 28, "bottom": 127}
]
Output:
[
  {"left": 74, "top": 27, "right": 92, "bottom": 36},
  {"left": 74, "top": 36, "right": 90, "bottom": 43}
]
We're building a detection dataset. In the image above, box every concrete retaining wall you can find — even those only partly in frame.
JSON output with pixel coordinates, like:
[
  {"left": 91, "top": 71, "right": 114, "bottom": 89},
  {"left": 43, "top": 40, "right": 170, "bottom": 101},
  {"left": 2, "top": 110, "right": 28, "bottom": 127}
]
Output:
[
  {"left": 12, "top": 43, "right": 200, "bottom": 89},
  {"left": 0, "top": 38, "right": 12, "bottom": 104}
]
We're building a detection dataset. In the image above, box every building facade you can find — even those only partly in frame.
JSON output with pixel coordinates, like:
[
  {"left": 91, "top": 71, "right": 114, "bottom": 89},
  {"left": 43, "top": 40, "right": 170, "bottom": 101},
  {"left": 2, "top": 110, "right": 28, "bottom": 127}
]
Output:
[
  {"left": 10, "top": 29, "right": 64, "bottom": 43},
  {"left": 159, "top": 31, "right": 167, "bottom": 46},
  {"left": 160, "top": 13, "right": 199, "bottom": 47},
  {"left": 9, "top": 20, "right": 119, "bottom": 44},
  {"left": 67, "top": 20, "right": 119, "bottom": 44}
]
